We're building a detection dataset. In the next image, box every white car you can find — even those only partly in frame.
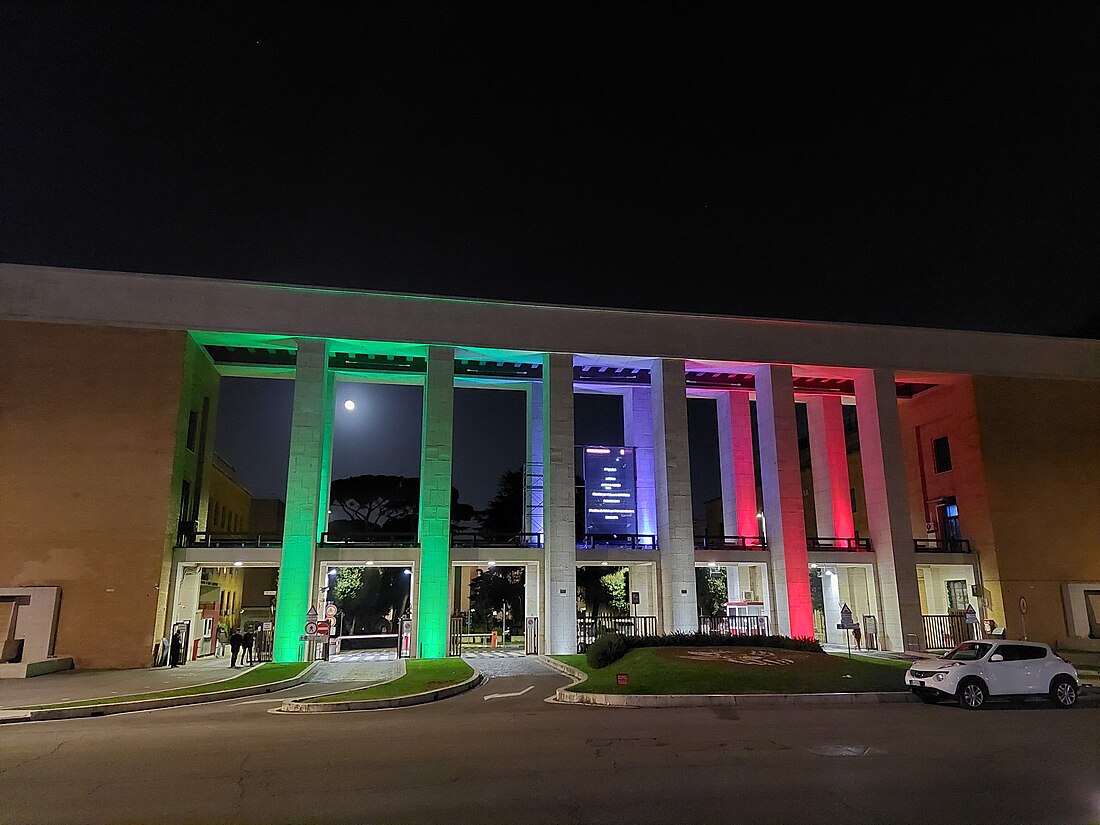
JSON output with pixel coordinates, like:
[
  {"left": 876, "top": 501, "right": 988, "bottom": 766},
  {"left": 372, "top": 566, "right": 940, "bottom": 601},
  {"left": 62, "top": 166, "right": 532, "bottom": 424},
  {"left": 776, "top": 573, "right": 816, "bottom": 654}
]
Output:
[{"left": 905, "top": 640, "right": 1079, "bottom": 709}]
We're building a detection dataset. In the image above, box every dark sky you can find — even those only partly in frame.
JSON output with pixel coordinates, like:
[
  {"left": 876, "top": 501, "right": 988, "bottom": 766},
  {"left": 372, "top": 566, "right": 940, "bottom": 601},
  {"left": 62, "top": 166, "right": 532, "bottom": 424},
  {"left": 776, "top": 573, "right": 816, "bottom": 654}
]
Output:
[{"left": 2, "top": 4, "right": 1099, "bottom": 336}]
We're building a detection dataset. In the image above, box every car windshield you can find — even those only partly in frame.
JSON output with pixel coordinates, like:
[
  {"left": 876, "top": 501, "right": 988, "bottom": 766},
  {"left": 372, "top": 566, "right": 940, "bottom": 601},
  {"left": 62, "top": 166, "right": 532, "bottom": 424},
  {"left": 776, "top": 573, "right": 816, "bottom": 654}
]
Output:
[{"left": 942, "top": 642, "right": 993, "bottom": 661}]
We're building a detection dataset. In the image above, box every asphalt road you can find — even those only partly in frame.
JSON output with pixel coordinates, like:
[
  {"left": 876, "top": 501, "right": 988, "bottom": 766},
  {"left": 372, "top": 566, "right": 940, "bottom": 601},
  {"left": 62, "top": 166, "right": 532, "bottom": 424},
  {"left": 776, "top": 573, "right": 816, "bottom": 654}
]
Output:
[{"left": 1, "top": 661, "right": 1097, "bottom": 825}]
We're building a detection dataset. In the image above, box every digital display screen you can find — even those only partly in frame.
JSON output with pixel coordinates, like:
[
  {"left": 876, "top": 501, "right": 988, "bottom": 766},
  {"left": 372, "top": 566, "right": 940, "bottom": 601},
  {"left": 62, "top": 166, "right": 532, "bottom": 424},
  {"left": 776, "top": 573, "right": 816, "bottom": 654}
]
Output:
[{"left": 583, "top": 446, "right": 637, "bottom": 534}]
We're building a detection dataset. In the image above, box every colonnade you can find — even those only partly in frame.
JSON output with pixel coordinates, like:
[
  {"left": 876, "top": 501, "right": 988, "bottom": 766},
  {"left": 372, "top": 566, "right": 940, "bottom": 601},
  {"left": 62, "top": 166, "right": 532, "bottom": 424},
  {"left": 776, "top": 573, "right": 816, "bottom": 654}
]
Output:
[{"left": 271, "top": 341, "right": 925, "bottom": 662}]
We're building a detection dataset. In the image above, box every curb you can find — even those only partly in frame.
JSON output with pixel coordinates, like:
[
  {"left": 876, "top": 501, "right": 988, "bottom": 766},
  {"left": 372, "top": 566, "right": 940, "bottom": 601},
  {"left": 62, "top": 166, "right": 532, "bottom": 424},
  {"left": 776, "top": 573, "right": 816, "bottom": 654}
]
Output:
[
  {"left": 0, "top": 662, "right": 320, "bottom": 723},
  {"left": 277, "top": 669, "right": 483, "bottom": 713},
  {"left": 539, "top": 655, "right": 918, "bottom": 707}
]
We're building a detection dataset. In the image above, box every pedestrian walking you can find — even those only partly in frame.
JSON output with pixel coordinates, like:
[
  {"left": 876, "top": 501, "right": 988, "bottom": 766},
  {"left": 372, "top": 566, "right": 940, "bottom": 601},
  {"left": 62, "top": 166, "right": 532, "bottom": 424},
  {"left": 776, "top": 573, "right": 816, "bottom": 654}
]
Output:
[
  {"left": 229, "top": 628, "right": 244, "bottom": 667},
  {"left": 216, "top": 625, "right": 228, "bottom": 657},
  {"left": 169, "top": 630, "right": 183, "bottom": 668},
  {"left": 243, "top": 628, "right": 255, "bottom": 666},
  {"left": 852, "top": 623, "right": 863, "bottom": 651}
]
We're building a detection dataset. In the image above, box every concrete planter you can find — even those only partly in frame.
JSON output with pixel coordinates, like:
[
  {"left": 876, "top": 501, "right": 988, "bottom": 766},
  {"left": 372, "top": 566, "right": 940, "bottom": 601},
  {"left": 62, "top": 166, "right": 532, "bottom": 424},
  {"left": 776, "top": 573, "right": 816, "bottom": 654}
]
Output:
[
  {"left": 278, "top": 670, "right": 483, "bottom": 713},
  {"left": 539, "top": 654, "right": 918, "bottom": 707}
]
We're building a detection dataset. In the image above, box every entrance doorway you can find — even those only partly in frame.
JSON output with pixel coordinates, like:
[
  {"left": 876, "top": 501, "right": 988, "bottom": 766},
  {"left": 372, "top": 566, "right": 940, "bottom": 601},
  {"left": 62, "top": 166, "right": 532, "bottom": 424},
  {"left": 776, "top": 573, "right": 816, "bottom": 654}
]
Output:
[
  {"left": 170, "top": 564, "right": 278, "bottom": 664},
  {"left": 324, "top": 564, "right": 413, "bottom": 661},
  {"left": 451, "top": 563, "right": 529, "bottom": 656}
]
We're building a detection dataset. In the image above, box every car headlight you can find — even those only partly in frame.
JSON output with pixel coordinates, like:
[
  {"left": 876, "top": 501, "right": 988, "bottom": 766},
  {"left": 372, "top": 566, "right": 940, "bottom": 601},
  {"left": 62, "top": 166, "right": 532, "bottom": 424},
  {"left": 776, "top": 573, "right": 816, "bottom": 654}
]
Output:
[{"left": 933, "top": 673, "right": 946, "bottom": 682}]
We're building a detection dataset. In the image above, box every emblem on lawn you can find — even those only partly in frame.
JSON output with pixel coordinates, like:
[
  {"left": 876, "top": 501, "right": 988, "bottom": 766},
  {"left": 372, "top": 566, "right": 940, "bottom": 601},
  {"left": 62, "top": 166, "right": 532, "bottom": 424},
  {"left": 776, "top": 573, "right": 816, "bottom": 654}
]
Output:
[{"left": 679, "top": 649, "right": 796, "bottom": 666}]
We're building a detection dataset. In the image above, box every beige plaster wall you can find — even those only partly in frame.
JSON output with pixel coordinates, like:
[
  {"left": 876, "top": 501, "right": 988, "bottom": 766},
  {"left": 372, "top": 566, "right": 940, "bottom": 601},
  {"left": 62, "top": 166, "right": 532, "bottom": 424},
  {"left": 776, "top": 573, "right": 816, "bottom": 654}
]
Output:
[
  {"left": 0, "top": 321, "right": 188, "bottom": 668},
  {"left": 972, "top": 376, "right": 1100, "bottom": 643}
]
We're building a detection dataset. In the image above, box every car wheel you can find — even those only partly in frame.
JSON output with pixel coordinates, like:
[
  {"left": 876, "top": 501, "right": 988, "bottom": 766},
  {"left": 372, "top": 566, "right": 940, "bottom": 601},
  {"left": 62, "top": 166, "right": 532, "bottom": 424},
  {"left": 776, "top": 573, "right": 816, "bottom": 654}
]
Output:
[
  {"left": 957, "top": 678, "right": 986, "bottom": 710},
  {"left": 919, "top": 693, "right": 941, "bottom": 704},
  {"left": 1049, "top": 677, "right": 1077, "bottom": 708}
]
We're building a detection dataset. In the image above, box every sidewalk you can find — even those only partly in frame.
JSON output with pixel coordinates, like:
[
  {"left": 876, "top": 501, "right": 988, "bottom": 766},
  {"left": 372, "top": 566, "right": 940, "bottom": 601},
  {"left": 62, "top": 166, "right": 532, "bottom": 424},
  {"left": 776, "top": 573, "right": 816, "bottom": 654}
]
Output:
[
  {"left": 0, "top": 653, "right": 261, "bottom": 709},
  {"left": 820, "top": 643, "right": 923, "bottom": 661}
]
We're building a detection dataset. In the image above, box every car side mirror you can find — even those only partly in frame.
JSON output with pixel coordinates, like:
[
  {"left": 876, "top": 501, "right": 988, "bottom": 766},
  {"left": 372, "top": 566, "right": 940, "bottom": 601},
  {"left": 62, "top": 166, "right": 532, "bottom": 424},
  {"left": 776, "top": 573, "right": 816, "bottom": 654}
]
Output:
[{"left": 989, "top": 653, "right": 1004, "bottom": 662}]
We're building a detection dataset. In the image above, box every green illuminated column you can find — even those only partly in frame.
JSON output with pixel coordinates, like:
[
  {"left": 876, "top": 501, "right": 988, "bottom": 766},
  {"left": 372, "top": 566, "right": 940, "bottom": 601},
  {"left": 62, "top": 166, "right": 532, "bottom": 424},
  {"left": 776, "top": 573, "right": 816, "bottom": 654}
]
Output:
[
  {"left": 274, "top": 338, "right": 333, "bottom": 662},
  {"left": 416, "top": 346, "right": 455, "bottom": 658}
]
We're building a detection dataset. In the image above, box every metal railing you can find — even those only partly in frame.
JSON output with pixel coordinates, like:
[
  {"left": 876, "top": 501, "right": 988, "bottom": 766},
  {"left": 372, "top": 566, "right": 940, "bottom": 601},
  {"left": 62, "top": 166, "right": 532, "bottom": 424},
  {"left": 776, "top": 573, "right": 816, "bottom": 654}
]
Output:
[
  {"left": 577, "top": 614, "right": 658, "bottom": 650},
  {"left": 450, "top": 531, "right": 543, "bottom": 548},
  {"left": 807, "top": 536, "right": 872, "bottom": 552},
  {"left": 693, "top": 535, "right": 768, "bottom": 550},
  {"left": 319, "top": 531, "right": 419, "bottom": 547},
  {"left": 182, "top": 532, "right": 284, "bottom": 549},
  {"left": 922, "top": 613, "right": 980, "bottom": 650},
  {"left": 914, "top": 538, "right": 972, "bottom": 553},
  {"left": 698, "top": 615, "right": 771, "bottom": 635},
  {"left": 577, "top": 534, "right": 658, "bottom": 550}
]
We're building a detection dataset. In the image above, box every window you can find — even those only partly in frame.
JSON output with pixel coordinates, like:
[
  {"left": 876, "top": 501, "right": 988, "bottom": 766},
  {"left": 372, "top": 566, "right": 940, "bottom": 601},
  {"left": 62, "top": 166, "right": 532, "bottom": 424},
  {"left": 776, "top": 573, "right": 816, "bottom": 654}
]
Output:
[
  {"left": 850, "top": 487, "right": 858, "bottom": 513},
  {"left": 932, "top": 436, "right": 952, "bottom": 473},
  {"left": 186, "top": 411, "right": 198, "bottom": 451}
]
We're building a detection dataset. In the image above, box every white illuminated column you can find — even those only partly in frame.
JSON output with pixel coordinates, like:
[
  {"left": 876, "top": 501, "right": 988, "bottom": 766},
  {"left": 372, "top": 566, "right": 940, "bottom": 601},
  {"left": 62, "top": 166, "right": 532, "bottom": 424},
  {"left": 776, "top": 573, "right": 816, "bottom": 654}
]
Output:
[
  {"left": 651, "top": 358, "right": 698, "bottom": 632},
  {"left": 542, "top": 353, "right": 577, "bottom": 655}
]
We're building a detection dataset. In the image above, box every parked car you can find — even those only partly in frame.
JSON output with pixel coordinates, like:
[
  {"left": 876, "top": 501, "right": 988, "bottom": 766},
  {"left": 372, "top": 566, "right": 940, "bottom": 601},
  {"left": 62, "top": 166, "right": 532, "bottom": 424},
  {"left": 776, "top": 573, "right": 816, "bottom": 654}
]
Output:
[{"left": 905, "top": 640, "right": 1079, "bottom": 709}]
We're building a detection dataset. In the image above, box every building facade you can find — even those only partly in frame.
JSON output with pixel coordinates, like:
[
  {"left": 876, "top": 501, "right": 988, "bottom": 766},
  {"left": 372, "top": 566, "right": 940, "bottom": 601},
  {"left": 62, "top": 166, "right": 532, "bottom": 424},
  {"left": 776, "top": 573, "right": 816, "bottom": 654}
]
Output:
[{"left": 1, "top": 264, "right": 1098, "bottom": 669}]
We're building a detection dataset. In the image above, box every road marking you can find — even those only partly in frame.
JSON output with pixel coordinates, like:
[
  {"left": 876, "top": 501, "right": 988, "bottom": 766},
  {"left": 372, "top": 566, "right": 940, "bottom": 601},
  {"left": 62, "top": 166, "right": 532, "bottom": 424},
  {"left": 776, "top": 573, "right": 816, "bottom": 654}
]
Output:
[{"left": 483, "top": 686, "right": 534, "bottom": 701}]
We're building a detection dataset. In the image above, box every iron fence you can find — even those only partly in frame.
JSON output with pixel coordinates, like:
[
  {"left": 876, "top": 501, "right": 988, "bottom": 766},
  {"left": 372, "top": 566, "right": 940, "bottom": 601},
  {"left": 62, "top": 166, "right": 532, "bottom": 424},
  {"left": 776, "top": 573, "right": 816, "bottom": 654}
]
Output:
[
  {"left": 807, "top": 536, "right": 872, "bottom": 551},
  {"left": 320, "top": 531, "right": 419, "bottom": 547},
  {"left": 698, "top": 615, "right": 771, "bottom": 635},
  {"left": 693, "top": 535, "right": 768, "bottom": 550},
  {"left": 914, "top": 538, "right": 972, "bottom": 553},
  {"left": 922, "top": 613, "right": 979, "bottom": 650},
  {"left": 577, "top": 614, "right": 658, "bottom": 650},
  {"left": 450, "top": 531, "right": 543, "bottom": 548},
  {"left": 577, "top": 534, "right": 658, "bottom": 549}
]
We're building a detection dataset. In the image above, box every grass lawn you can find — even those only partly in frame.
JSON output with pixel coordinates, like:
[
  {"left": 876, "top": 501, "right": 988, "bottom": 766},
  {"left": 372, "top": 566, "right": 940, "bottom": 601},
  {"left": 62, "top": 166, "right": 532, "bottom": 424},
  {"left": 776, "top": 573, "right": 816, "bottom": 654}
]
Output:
[
  {"left": 555, "top": 647, "right": 909, "bottom": 694},
  {"left": 306, "top": 658, "right": 475, "bottom": 703},
  {"left": 22, "top": 662, "right": 311, "bottom": 709}
]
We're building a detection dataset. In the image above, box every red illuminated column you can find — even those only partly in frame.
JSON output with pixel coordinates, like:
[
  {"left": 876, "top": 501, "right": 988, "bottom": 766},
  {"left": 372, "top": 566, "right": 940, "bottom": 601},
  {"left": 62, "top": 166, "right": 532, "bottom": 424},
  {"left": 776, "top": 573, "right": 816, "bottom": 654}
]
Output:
[
  {"left": 752, "top": 365, "right": 814, "bottom": 638},
  {"left": 806, "top": 395, "right": 855, "bottom": 542},
  {"left": 717, "top": 392, "right": 760, "bottom": 541},
  {"left": 854, "top": 368, "right": 924, "bottom": 651}
]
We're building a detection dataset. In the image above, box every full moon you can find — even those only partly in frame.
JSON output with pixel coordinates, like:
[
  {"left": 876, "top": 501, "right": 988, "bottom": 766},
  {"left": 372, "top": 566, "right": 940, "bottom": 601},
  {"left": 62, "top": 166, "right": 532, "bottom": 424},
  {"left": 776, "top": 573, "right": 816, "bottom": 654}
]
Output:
[{"left": 344, "top": 400, "right": 355, "bottom": 411}]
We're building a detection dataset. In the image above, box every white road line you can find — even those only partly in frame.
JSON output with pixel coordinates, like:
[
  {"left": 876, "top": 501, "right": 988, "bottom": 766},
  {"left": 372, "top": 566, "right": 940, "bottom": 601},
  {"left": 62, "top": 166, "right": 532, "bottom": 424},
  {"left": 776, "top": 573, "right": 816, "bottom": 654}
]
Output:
[{"left": 483, "top": 686, "right": 534, "bottom": 701}]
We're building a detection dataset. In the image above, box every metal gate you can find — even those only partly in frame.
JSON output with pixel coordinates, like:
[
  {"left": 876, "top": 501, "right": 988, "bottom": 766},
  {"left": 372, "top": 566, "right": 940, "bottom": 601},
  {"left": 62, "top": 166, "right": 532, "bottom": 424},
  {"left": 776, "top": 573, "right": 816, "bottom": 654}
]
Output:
[
  {"left": 448, "top": 614, "right": 464, "bottom": 657},
  {"left": 577, "top": 614, "right": 657, "bottom": 651},
  {"left": 524, "top": 616, "right": 538, "bottom": 655},
  {"left": 861, "top": 615, "right": 879, "bottom": 650}
]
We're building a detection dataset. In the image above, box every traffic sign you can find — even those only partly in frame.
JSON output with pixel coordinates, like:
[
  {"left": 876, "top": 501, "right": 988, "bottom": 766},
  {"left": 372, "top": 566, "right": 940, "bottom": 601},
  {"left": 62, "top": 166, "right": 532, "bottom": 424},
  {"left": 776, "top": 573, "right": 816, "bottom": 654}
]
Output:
[
  {"left": 325, "top": 604, "right": 338, "bottom": 618},
  {"left": 837, "top": 603, "right": 856, "bottom": 629},
  {"left": 965, "top": 604, "right": 978, "bottom": 624},
  {"left": 306, "top": 605, "right": 318, "bottom": 622},
  {"left": 304, "top": 620, "right": 318, "bottom": 635},
  {"left": 1018, "top": 596, "right": 1028, "bottom": 615},
  {"left": 316, "top": 620, "right": 330, "bottom": 634}
]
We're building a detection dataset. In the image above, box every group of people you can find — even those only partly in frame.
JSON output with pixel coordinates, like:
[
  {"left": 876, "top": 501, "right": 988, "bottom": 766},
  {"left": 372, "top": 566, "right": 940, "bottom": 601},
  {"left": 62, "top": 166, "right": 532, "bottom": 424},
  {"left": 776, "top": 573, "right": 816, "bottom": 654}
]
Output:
[
  {"left": 166, "top": 625, "right": 257, "bottom": 668},
  {"left": 218, "top": 625, "right": 255, "bottom": 667}
]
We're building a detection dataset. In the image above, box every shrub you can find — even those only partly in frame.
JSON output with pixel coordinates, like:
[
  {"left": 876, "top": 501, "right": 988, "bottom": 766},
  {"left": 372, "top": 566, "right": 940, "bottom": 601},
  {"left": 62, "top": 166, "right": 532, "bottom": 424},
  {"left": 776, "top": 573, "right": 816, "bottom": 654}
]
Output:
[
  {"left": 586, "top": 632, "right": 628, "bottom": 668},
  {"left": 623, "top": 632, "right": 822, "bottom": 654}
]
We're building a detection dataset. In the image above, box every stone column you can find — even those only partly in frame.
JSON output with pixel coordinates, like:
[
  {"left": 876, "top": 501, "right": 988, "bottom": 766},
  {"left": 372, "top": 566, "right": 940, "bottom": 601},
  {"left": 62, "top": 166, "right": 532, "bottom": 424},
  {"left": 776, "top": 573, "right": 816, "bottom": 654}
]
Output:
[
  {"left": 854, "top": 368, "right": 924, "bottom": 651},
  {"left": 806, "top": 396, "right": 856, "bottom": 541},
  {"left": 524, "top": 561, "right": 541, "bottom": 651},
  {"left": 717, "top": 392, "right": 760, "bottom": 541},
  {"left": 542, "top": 353, "right": 578, "bottom": 655},
  {"left": 622, "top": 387, "right": 658, "bottom": 540},
  {"left": 652, "top": 359, "right": 699, "bottom": 632},
  {"left": 316, "top": 371, "right": 337, "bottom": 540},
  {"left": 416, "top": 347, "right": 455, "bottom": 659},
  {"left": 823, "top": 568, "right": 842, "bottom": 644},
  {"left": 525, "top": 383, "right": 544, "bottom": 537},
  {"left": 725, "top": 564, "right": 742, "bottom": 603},
  {"left": 273, "top": 338, "right": 332, "bottom": 662},
  {"left": 753, "top": 365, "right": 814, "bottom": 638}
]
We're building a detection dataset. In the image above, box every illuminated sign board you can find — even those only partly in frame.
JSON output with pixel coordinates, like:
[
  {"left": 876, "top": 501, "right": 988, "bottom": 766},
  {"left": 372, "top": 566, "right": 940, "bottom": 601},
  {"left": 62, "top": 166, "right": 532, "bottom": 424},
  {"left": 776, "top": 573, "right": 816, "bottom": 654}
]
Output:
[{"left": 583, "top": 446, "right": 637, "bottom": 534}]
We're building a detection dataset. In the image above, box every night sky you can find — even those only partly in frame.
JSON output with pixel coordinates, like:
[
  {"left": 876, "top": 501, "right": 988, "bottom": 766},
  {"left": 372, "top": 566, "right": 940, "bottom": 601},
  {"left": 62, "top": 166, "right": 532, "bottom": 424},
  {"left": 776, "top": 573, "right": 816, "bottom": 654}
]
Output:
[{"left": 4, "top": 6, "right": 1098, "bottom": 513}]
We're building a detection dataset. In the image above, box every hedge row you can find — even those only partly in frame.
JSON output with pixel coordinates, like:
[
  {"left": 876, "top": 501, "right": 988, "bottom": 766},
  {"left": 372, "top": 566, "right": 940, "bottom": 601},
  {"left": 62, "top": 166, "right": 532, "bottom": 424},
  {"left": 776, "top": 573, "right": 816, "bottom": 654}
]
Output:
[{"left": 584, "top": 631, "right": 823, "bottom": 669}]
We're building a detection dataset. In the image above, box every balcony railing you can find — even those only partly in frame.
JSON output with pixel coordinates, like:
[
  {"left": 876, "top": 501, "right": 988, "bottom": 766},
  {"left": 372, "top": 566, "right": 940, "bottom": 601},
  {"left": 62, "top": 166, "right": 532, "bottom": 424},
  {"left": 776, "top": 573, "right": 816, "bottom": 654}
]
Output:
[
  {"left": 693, "top": 535, "right": 768, "bottom": 550},
  {"left": 914, "top": 538, "right": 972, "bottom": 553},
  {"left": 577, "top": 533, "right": 657, "bottom": 550},
  {"left": 699, "top": 615, "right": 771, "bottom": 635},
  {"left": 320, "top": 531, "right": 419, "bottom": 547},
  {"left": 181, "top": 532, "right": 284, "bottom": 549},
  {"left": 807, "top": 536, "right": 872, "bottom": 552},
  {"left": 450, "top": 531, "right": 543, "bottom": 548}
]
